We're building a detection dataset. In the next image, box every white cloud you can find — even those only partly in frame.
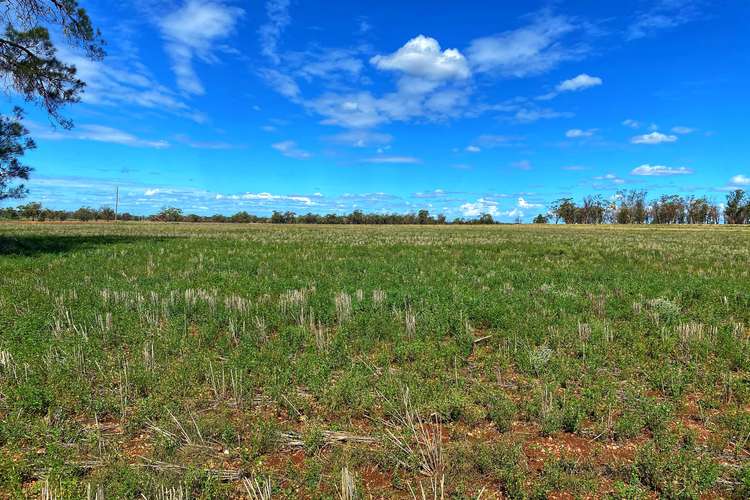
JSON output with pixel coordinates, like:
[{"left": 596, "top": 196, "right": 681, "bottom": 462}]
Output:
[
  {"left": 518, "top": 197, "right": 542, "bottom": 209},
  {"left": 292, "top": 48, "right": 364, "bottom": 82},
  {"left": 466, "top": 145, "right": 481, "bottom": 153},
  {"left": 627, "top": 0, "right": 702, "bottom": 40},
  {"left": 515, "top": 107, "right": 573, "bottom": 123},
  {"left": 240, "top": 192, "right": 313, "bottom": 205},
  {"left": 30, "top": 123, "right": 169, "bottom": 149},
  {"left": 730, "top": 174, "right": 750, "bottom": 186},
  {"left": 556, "top": 73, "right": 602, "bottom": 92},
  {"left": 565, "top": 128, "right": 596, "bottom": 138},
  {"left": 144, "top": 188, "right": 162, "bottom": 196},
  {"left": 326, "top": 130, "right": 393, "bottom": 148},
  {"left": 371, "top": 35, "right": 470, "bottom": 81},
  {"left": 362, "top": 156, "right": 421, "bottom": 164},
  {"left": 501, "top": 208, "right": 524, "bottom": 218},
  {"left": 158, "top": 0, "right": 244, "bottom": 95},
  {"left": 671, "top": 126, "right": 695, "bottom": 134},
  {"left": 259, "top": 0, "right": 290, "bottom": 64},
  {"left": 594, "top": 173, "right": 625, "bottom": 185},
  {"left": 631, "top": 131, "right": 677, "bottom": 144},
  {"left": 622, "top": 119, "right": 640, "bottom": 128},
  {"left": 512, "top": 160, "right": 532, "bottom": 170},
  {"left": 57, "top": 45, "right": 199, "bottom": 121},
  {"left": 631, "top": 164, "right": 693, "bottom": 176},
  {"left": 460, "top": 198, "right": 499, "bottom": 217},
  {"left": 272, "top": 140, "right": 312, "bottom": 159},
  {"left": 474, "top": 135, "right": 525, "bottom": 148},
  {"left": 466, "top": 12, "right": 585, "bottom": 77},
  {"left": 258, "top": 68, "right": 301, "bottom": 100},
  {"left": 562, "top": 165, "right": 587, "bottom": 171}
]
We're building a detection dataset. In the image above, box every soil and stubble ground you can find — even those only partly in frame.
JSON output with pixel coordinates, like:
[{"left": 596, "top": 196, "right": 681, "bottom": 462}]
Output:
[{"left": 0, "top": 222, "right": 749, "bottom": 499}]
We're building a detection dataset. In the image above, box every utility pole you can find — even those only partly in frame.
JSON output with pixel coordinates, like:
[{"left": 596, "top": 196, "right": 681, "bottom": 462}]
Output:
[{"left": 114, "top": 186, "right": 119, "bottom": 222}]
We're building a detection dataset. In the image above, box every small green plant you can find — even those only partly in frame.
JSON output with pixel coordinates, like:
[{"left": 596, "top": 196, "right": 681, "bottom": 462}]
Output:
[{"left": 486, "top": 394, "right": 516, "bottom": 432}]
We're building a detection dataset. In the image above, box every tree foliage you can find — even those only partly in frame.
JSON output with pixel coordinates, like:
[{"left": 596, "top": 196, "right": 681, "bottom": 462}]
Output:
[
  {"left": 0, "top": 0, "right": 104, "bottom": 199},
  {"left": 0, "top": 107, "right": 35, "bottom": 200}
]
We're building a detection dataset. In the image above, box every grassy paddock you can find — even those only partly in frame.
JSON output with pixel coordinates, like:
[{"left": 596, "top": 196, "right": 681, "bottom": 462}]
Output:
[{"left": 1, "top": 222, "right": 749, "bottom": 498}]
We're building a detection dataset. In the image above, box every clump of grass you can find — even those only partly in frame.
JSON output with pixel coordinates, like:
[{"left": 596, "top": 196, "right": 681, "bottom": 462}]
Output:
[
  {"left": 335, "top": 292, "right": 352, "bottom": 323},
  {"left": 486, "top": 393, "right": 516, "bottom": 432},
  {"left": 385, "top": 388, "right": 444, "bottom": 478}
]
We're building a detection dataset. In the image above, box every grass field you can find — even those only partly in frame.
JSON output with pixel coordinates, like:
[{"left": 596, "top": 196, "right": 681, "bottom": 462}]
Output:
[{"left": 1, "top": 222, "right": 749, "bottom": 499}]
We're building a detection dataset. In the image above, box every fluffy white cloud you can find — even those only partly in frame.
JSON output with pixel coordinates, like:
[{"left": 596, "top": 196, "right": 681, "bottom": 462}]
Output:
[
  {"left": 465, "top": 145, "right": 481, "bottom": 153},
  {"left": 272, "top": 140, "right": 312, "bottom": 159},
  {"left": 370, "top": 35, "right": 470, "bottom": 81},
  {"left": 565, "top": 128, "right": 596, "bottom": 138},
  {"left": 556, "top": 73, "right": 602, "bottom": 92},
  {"left": 631, "top": 132, "right": 677, "bottom": 144},
  {"left": 159, "top": 1, "right": 244, "bottom": 95},
  {"left": 622, "top": 119, "right": 640, "bottom": 128},
  {"left": 460, "top": 198, "right": 499, "bottom": 217},
  {"left": 631, "top": 164, "right": 693, "bottom": 176},
  {"left": 466, "top": 12, "right": 584, "bottom": 77},
  {"left": 730, "top": 174, "right": 750, "bottom": 185}
]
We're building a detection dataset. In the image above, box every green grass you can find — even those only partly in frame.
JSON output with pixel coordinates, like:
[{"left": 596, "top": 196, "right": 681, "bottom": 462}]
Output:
[{"left": 0, "top": 222, "right": 749, "bottom": 498}]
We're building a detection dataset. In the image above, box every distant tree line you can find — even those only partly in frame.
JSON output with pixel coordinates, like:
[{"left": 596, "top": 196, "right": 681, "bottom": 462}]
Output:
[
  {"left": 539, "top": 189, "right": 749, "bottom": 225},
  {"left": 2, "top": 190, "right": 749, "bottom": 225},
  {"left": 0, "top": 204, "right": 500, "bottom": 224}
]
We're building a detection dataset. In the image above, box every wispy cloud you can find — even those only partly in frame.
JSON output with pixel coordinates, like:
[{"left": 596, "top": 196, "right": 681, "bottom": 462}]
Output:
[
  {"left": 466, "top": 11, "right": 589, "bottom": 77},
  {"left": 627, "top": 0, "right": 703, "bottom": 40},
  {"left": 514, "top": 107, "right": 573, "bottom": 123},
  {"left": 593, "top": 173, "right": 625, "bottom": 186},
  {"left": 272, "top": 140, "right": 312, "bottom": 159},
  {"left": 631, "top": 164, "right": 693, "bottom": 176},
  {"left": 259, "top": 0, "right": 291, "bottom": 64},
  {"left": 57, "top": 44, "right": 200, "bottom": 121},
  {"left": 511, "top": 160, "right": 533, "bottom": 170},
  {"left": 158, "top": 0, "right": 244, "bottom": 95},
  {"left": 362, "top": 156, "right": 421, "bottom": 164},
  {"left": 671, "top": 126, "right": 695, "bottom": 134},
  {"left": 174, "top": 134, "right": 239, "bottom": 150},
  {"left": 30, "top": 122, "right": 169, "bottom": 149},
  {"left": 325, "top": 130, "right": 393, "bottom": 148},
  {"left": 474, "top": 134, "right": 525, "bottom": 148},
  {"left": 565, "top": 128, "right": 597, "bottom": 138},
  {"left": 517, "top": 197, "right": 543, "bottom": 209}
]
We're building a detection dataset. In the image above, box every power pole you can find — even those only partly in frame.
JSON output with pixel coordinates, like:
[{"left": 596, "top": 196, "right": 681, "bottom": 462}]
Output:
[{"left": 114, "top": 186, "right": 119, "bottom": 222}]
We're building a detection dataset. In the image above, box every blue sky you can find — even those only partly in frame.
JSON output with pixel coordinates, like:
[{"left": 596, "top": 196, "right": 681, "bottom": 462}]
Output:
[{"left": 4, "top": 0, "right": 750, "bottom": 220}]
